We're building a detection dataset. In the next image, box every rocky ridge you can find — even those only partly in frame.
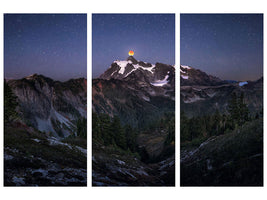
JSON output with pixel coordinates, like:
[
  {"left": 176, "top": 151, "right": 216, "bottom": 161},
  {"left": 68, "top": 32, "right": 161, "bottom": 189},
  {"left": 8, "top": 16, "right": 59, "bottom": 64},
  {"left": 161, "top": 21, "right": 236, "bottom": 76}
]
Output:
[
  {"left": 7, "top": 74, "right": 87, "bottom": 137},
  {"left": 180, "top": 65, "right": 263, "bottom": 117}
]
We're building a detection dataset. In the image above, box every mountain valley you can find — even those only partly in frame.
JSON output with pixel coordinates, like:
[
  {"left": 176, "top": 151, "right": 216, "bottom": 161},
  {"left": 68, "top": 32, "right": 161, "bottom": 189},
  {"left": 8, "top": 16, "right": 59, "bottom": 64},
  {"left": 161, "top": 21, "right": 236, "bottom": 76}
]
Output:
[{"left": 92, "top": 56, "right": 175, "bottom": 186}]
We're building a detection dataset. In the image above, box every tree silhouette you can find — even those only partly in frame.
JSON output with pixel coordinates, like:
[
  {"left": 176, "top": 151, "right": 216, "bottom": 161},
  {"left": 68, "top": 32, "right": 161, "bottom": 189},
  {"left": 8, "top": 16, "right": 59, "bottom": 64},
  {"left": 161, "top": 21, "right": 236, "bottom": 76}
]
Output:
[{"left": 4, "top": 80, "right": 18, "bottom": 123}]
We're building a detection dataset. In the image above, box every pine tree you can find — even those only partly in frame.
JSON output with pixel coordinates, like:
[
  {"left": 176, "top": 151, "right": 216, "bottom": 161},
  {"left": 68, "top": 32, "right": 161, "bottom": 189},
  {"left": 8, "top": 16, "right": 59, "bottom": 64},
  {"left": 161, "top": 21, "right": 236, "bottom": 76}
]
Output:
[
  {"left": 99, "top": 113, "right": 113, "bottom": 145},
  {"left": 4, "top": 80, "right": 18, "bottom": 123},
  {"left": 111, "top": 116, "right": 126, "bottom": 150},
  {"left": 124, "top": 124, "right": 137, "bottom": 152},
  {"left": 181, "top": 111, "right": 190, "bottom": 142},
  {"left": 165, "top": 115, "right": 175, "bottom": 145},
  {"left": 92, "top": 112, "right": 101, "bottom": 140},
  {"left": 228, "top": 92, "right": 250, "bottom": 128},
  {"left": 77, "top": 117, "right": 87, "bottom": 138},
  {"left": 228, "top": 92, "right": 238, "bottom": 124},
  {"left": 213, "top": 109, "right": 221, "bottom": 135},
  {"left": 238, "top": 92, "right": 249, "bottom": 125}
]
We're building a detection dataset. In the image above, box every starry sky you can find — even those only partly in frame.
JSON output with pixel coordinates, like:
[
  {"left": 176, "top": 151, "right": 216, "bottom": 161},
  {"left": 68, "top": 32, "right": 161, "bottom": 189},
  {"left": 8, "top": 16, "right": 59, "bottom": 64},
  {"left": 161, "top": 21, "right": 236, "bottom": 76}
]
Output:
[
  {"left": 181, "top": 14, "right": 263, "bottom": 81},
  {"left": 4, "top": 14, "right": 87, "bottom": 81},
  {"left": 92, "top": 14, "right": 175, "bottom": 78}
]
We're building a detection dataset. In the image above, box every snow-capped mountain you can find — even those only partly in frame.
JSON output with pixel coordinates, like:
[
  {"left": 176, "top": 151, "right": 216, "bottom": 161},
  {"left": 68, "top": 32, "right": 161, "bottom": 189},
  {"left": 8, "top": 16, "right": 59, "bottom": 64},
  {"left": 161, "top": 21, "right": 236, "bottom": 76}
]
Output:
[
  {"left": 7, "top": 74, "right": 87, "bottom": 137},
  {"left": 180, "top": 65, "right": 225, "bottom": 86},
  {"left": 100, "top": 56, "right": 175, "bottom": 88},
  {"left": 93, "top": 56, "right": 175, "bottom": 128}
]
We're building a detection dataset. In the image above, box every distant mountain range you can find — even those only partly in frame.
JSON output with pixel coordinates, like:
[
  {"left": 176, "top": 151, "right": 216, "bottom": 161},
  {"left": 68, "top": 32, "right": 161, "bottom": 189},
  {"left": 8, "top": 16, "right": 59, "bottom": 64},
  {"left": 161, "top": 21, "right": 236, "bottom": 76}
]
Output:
[
  {"left": 180, "top": 65, "right": 226, "bottom": 86},
  {"left": 7, "top": 74, "right": 87, "bottom": 137},
  {"left": 180, "top": 65, "right": 263, "bottom": 117}
]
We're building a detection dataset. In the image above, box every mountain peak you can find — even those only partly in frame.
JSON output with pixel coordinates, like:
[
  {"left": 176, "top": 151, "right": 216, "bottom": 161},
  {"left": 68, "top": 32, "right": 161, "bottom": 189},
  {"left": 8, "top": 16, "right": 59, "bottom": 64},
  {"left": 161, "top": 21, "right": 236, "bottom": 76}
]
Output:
[
  {"left": 25, "top": 73, "right": 39, "bottom": 80},
  {"left": 127, "top": 56, "right": 138, "bottom": 64},
  {"left": 23, "top": 74, "right": 54, "bottom": 84}
]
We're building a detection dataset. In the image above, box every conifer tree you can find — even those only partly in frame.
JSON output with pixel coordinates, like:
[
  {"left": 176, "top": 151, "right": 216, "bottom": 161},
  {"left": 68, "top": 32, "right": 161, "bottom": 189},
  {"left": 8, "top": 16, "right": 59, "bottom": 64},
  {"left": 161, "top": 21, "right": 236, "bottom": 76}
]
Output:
[
  {"left": 238, "top": 92, "right": 249, "bottom": 125},
  {"left": 77, "top": 117, "right": 87, "bottom": 138},
  {"left": 181, "top": 111, "right": 190, "bottom": 142},
  {"left": 4, "top": 80, "right": 18, "bottom": 123},
  {"left": 92, "top": 112, "right": 100, "bottom": 140},
  {"left": 124, "top": 124, "right": 137, "bottom": 152},
  {"left": 228, "top": 92, "right": 250, "bottom": 128},
  {"left": 228, "top": 92, "right": 238, "bottom": 125},
  {"left": 111, "top": 116, "right": 126, "bottom": 150},
  {"left": 213, "top": 109, "right": 221, "bottom": 135},
  {"left": 99, "top": 114, "right": 113, "bottom": 145},
  {"left": 165, "top": 115, "right": 175, "bottom": 145}
]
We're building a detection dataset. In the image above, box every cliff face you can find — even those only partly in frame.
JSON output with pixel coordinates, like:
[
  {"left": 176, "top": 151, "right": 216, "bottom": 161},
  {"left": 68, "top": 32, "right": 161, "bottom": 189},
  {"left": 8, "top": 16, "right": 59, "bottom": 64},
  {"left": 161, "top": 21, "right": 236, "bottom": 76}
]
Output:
[{"left": 7, "top": 74, "right": 87, "bottom": 137}]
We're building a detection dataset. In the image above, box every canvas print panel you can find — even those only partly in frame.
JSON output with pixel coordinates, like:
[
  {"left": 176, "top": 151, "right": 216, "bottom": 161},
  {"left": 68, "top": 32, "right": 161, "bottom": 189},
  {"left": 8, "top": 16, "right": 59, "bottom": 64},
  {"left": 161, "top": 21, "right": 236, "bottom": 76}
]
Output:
[
  {"left": 4, "top": 14, "right": 87, "bottom": 186},
  {"left": 180, "top": 14, "right": 263, "bottom": 186},
  {"left": 92, "top": 14, "right": 175, "bottom": 186}
]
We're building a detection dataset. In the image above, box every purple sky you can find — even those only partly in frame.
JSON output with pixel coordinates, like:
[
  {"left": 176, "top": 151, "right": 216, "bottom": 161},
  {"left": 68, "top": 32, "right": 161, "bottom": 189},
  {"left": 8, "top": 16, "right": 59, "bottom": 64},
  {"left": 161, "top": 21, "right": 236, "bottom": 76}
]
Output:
[
  {"left": 4, "top": 14, "right": 87, "bottom": 81},
  {"left": 92, "top": 14, "right": 175, "bottom": 78},
  {"left": 181, "top": 14, "right": 263, "bottom": 81}
]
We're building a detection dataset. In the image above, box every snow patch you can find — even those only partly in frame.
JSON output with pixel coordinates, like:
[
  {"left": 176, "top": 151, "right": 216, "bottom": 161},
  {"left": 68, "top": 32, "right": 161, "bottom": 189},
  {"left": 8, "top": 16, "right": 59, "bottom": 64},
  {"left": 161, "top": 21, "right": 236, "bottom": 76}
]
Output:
[
  {"left": 77, "top": 107, "right": 87, "bottom": 118},
  {"left": 180, "top": 69, "right": 186, "bottom": 73},
  {"left": 181, "top": 65, "right": 191, "bottom": 69},
  {"left": 75, "top": 146, "right": 87, "bottom": 156},
  {"left": 239, "top": 81, "right": 248, "bottom": 86},
  {"left": 54, "top": 110, "right": 73, "bottom": 128},
  {"left": 4, "top": 154, "right": 14, "bottom": 160},
  {"left": 12, "top": 176, "right": 25, "bottom": 186},
  {"left": 110, "top": 71, "right": 116, "bottom": 77},
  {"left": 117, "top": 160, "right": 125, "bottom": 165},
  {"left": 151, "top": 75, "right": 169, "bottom": 86},
  {"left": 181, "top": 75, "right": 189, "bottom": 79},
  {"left": 31, "top": 169, "right": 49, "bottom": 177},
  {"left": 183, "top": 96, "right": 204, "bottom": 103},
  {"left": 114, "top": 60, "right": 156, "bottom": 77},
  {"left": 207, "top": 159, "right": 213, "bottom": 170},
  {"left": 48, "top": 137, "right": 72, "bottom": 150},
  {"left": 136, "top": 169, "right": 149, "bottom": 176},
  {"left": 114, "top": 60, "right": 132, "bottom": 74},
  {"left": 25, "top": 74, "right": 36, "bottom": 80},
  {"left": 32, "top": 138, "right": 41, "bottom": 143},
  {"left": 142, "top": 96, "right": 150, "bottom": 101},
  {"left": 124, "top": 68, "right": 137, "bottom": 77},
  {"left": 133, "top": 64, "right": 155, "bottom": 74}
]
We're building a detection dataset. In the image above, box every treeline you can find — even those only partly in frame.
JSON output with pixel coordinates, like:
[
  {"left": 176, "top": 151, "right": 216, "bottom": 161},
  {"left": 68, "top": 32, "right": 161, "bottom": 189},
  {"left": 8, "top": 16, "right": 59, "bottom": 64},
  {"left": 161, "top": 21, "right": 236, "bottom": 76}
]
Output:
[
  {"left": 145, "top": 112, "right": 175, "bottom": 146},
  {"left": 92, "top": 113, "right": 138, "bottom": 152},
  {"left": 181, "top": 92, "right": 262, "bottom": 143},
  {"left": 76, "top": 117, "right": 87, "bottom": 138},
  {"left": 92, "top": 112, "right": 175, "bottom": 158},
  {"left": 4, "top": 80, "right": 18, "bottom": 123}
]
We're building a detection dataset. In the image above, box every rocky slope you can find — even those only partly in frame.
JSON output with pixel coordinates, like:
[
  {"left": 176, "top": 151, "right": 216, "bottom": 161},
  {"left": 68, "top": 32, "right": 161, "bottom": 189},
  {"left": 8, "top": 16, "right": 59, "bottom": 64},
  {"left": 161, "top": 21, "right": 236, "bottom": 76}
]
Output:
[
  {"left": 4, "top": 121, "right": 87, "bottom": 186},
  {"left": 181, "top": 119, "right": 263, "bottom": 186},
  {"left": 180, "top": 65, "right": 263, "bottom": 117},
  {"left": 92, "top": 140, "right": 174, "bottom": 186},
  {"left": 7, "top": 74, "right": 87, "bottom": 137}
]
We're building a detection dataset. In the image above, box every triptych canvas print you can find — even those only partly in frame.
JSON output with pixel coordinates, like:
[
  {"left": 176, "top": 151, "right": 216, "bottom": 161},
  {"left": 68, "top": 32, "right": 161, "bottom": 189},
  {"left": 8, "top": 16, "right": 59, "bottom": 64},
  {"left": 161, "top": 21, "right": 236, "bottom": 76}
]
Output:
[{"left": 3, "top": 13, "right": 263, "bottom": 187}]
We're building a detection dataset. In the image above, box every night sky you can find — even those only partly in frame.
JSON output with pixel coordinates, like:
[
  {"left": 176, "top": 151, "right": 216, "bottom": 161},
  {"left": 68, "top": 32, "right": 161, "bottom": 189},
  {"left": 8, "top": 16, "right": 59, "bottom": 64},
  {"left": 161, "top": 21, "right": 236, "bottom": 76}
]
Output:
[
  {"left": 4, "top": 14, "right": 87, "bottom": 81},
  {"left": 92, "top": 14, "right": 175, "bottom": 78},
  {"left": 181, "top": 14, "right": 263, "bottom": 81}
]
